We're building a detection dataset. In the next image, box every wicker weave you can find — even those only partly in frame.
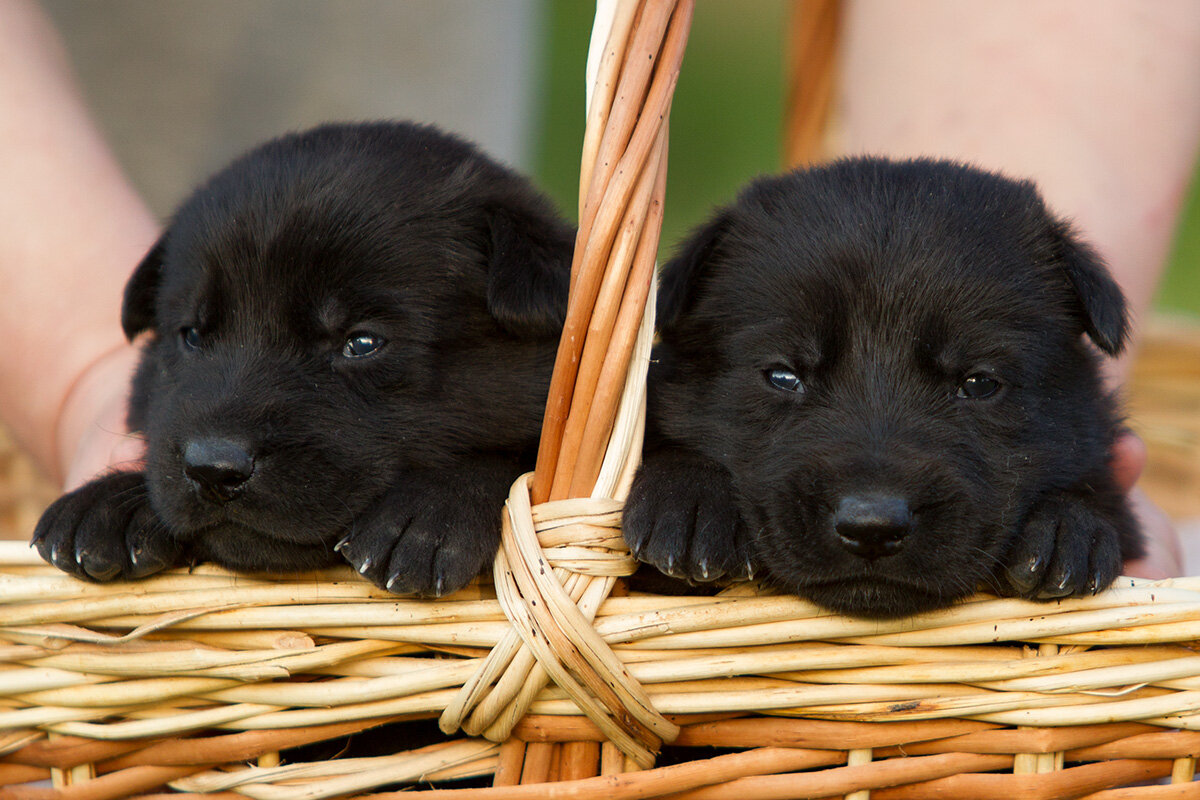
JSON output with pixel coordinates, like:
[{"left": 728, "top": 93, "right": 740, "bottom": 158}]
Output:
[
  {"left": 3, "top": 548, "right": 1200, "bottom": 798},
  {"left": 2, "top": 1, "right": 1200, "bottom": 798}
]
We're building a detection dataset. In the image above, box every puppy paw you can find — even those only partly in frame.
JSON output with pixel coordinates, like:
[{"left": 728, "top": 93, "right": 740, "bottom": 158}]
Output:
[
  {"left": 624, "top": 449, "right": 753, "bottom": 582},
  {"left": 32, "top": 471, "right": 182, "bottom": 581},
  {"left": 337, "top": 466, "right": 511, "bottom": 597},
  {"left": 1002, "top": 488, "right": 1129, "bottom": 599}
]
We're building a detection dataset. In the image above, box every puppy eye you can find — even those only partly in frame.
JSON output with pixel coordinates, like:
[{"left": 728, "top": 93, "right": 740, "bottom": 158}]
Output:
[
  {"left": 342, "top": 333, "right": 386, "bottom": 359},
  {"left": 180, "top": 326, "right": 202, "bottom": 351},
  {"left": 765, "top": 368, "right": 804, "bottom": 394},
  {"left": 956, "top": 373, "right": 1001, "bottom": 399}
]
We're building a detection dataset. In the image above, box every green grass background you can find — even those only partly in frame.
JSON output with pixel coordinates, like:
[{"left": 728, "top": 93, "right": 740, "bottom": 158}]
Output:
[{"left": 532, "top": 0, "right": 1200, "bottom": 316}]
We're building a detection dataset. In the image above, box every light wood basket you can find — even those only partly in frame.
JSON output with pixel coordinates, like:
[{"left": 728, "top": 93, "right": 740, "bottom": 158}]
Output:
[{"left": 3, "top": 2, "right": 1200, "bottom": 798}]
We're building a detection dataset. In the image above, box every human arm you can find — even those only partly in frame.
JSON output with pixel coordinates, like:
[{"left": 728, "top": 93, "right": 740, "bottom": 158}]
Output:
[{"left": 0, "top": 0, "right": 157, "bottom": 490}]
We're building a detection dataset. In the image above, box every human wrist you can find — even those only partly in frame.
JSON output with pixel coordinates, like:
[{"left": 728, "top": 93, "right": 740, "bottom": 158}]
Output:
[{"left": 54, "top": 341, "right": 144, "bottom": 489}]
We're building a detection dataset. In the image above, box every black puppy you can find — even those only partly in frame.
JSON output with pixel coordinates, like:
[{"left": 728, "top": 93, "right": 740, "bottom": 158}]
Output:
[
  {"left": 35, "top": 121, "right": 574, "bottom": 596},
  {"left": 625, "top": 157, "right": 1142, "bottom": 618}
]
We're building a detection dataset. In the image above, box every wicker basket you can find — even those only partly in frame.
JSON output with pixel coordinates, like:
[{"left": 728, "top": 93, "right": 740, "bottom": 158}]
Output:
[{"left": 2, "top": 2, "right": 1200, "bottom": 798}]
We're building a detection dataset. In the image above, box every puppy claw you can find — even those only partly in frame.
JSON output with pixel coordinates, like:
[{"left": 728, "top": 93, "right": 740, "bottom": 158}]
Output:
[
  {"left": 1005, "top": 561, "right": 1043, "bottom": 597},
  {"left": 625, "top": 450, "right": 753, "bottom": 585},
  {"left": 342, "top": 462, "right": 510, "bottom": 598},
  {"left": 128, "top": 545, "right": 173, "bottom": 579},
  {"left": 73, "top": 544, "right": 116, "bottom": 582},
  {"left": 34, "top": 471, "right": 179, "bottom": 582},
  {"left": 1004, "top": 487, "right": 1130, "bottom": 602},
  {"left": 1041, "top": 572, "right": 1075, "bottom": 599}
]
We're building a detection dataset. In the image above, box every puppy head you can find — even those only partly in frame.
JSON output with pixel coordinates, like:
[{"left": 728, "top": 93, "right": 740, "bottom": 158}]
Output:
[
  {"left": 655, "top": 157, "right": 1127, "bottom": 617},
  {"left": 122, "top": 122, "right": 573, "bottom": 568}
]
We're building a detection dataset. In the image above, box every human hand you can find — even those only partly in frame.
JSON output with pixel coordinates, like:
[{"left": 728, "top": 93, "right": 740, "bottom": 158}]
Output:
[
  {"left": 1111, "top": 430, "right": 1184, "bottom": 579},
  {"left": 56, "top": 343, "right": 146, "bottom": 491}
]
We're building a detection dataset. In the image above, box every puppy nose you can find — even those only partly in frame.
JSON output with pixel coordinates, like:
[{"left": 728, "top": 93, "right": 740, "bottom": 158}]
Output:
[
  {"left": 834, "top": 495, "right": 911, "bottom": 560},
  {"left": 183, "top": 438, "right": 255, "bottom": 502}
]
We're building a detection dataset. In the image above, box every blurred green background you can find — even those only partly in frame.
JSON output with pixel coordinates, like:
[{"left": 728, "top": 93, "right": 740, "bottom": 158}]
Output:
[{"left": 532, "top": 0, "right": 1200, "bottom": 316}]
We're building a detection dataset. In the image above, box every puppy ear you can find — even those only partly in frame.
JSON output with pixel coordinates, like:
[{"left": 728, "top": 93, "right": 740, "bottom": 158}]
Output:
[
  {"left": 658, "top": 211, "right": 732, "bottom": 331},
  {"left": 121, "top": 235, "right": 166, "bottom": 341},
  {"left": 485, "top": 206, "right": 574, "bottom": 338},
  {"left": 1050, "top": 220, "right": 1128, "bottom": 356}
]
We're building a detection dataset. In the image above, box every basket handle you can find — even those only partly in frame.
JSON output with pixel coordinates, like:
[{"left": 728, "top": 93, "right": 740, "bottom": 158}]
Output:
[{"left": 439, "top": 0, "right": 694, "bottom": 771}]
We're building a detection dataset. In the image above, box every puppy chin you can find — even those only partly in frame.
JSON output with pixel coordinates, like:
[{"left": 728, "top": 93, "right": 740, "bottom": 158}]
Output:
[
  {"left": 754, "top": 520, "right": 987, "bottom": 619},
  {"left": 148, "top": 481, "right": 342, "bottom": 549},
  {"left": 781, "top": 575, "right": 966, "bottom": 619},
  {"left": 190, "top": 521, "right": 341, "bottom": 573}
]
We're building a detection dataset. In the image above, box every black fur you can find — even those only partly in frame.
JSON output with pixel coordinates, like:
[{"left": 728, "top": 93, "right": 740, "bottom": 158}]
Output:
[
  {"left": 625, "top": 157, "right": 1142, "bottom": 618},
  {"left": 34, "top": 121, "right": 574, "bottom": 596}
]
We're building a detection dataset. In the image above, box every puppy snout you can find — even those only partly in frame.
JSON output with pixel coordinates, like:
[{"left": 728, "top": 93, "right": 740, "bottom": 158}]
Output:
[
  {"left": 834, "top": 494, "right": 911, "bottom": 560},
  {"left": 183, "top": 438, "right": 255, "bottom": 503}
]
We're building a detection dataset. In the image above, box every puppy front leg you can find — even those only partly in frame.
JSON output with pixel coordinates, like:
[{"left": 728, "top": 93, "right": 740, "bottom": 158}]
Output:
[
  {"left": 624, "top": 447, "right": 754, "bottom": 583},
  {"left": 337, "top": 455, "right": 520, "bottom": 597},
  {"left": 33, "top": 471, "right": 185, "bottom": 581},
  {"left": 1002, "top": 477, "right": 1140, "bottom": 599}
]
